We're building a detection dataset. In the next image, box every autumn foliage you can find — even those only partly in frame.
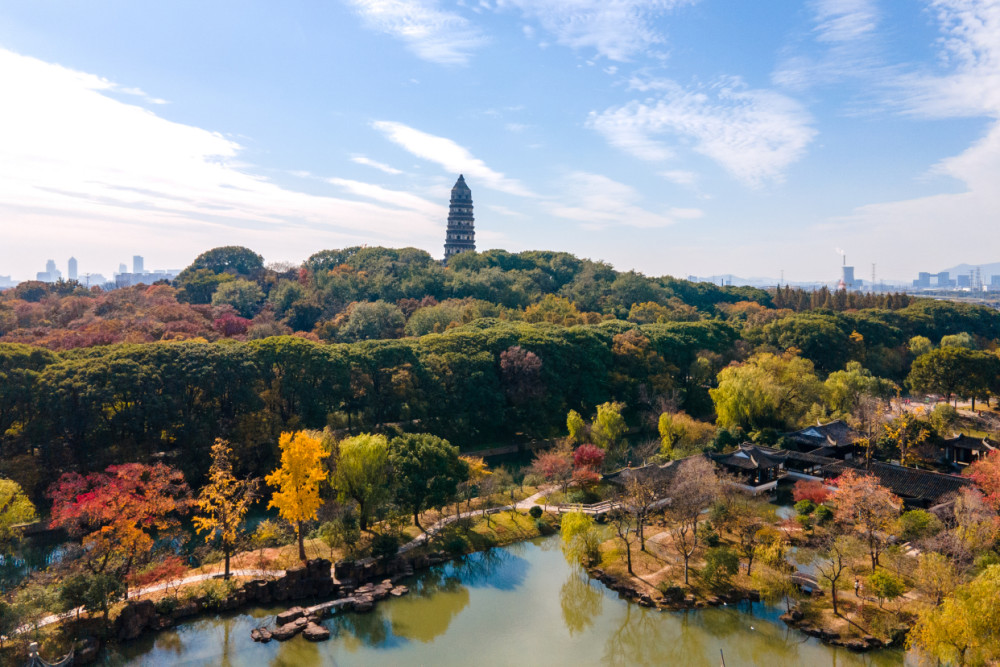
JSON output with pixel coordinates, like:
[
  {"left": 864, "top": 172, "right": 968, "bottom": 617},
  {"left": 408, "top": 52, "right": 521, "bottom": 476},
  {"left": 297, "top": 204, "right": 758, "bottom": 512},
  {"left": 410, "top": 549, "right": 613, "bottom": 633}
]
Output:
[
  {"left": 792, "top": 479, "right": 832, "bottom": 505},
  {"left": 266, "top": 431, "right": 327, "bottom": 561},
  {"left": 968, "top": 450, "right": 1000, "bottom": 512},
  {"left": 47, "top": 463, "right": 192, "bottom": 579}
]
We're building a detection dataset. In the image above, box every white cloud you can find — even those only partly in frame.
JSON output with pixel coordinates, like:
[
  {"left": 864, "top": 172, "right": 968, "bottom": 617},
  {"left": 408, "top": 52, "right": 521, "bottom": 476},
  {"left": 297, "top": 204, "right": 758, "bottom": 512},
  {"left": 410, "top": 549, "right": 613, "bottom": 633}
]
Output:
[
  {"left": 328, "top": 177, "right": 445, "bottom": 216},
  {"left": 345, "top": 0, "right": 486, "bottom": 65},
  {"left": 547, "top": 172, "right": 700, "bottom": 229},
  {"left": 892, "top": 0, "right": 1000, "bottom": 119},
  {"left": 0, "top": 48, "right": 444, "bottom": 277},
  {"left": 812, "top": 0, "right": 878, "bottom": 43},
  {"left": 817, "top": 0, "right": 1000, "bottom": 276},
  {"left": 588, "top": 77, "right": 816, "bottom": 187},
  {"left": 351, "top": 154, "right": 404, "bottom": 174},
  {"left": 497, "top": 0, "right": 695, "bottom": 61},
  {"left": 660, "top": 169, "right": 698, "bottom": 186},
  {"left": 372, "top": 120, "right": 537, "bottom": 196}
]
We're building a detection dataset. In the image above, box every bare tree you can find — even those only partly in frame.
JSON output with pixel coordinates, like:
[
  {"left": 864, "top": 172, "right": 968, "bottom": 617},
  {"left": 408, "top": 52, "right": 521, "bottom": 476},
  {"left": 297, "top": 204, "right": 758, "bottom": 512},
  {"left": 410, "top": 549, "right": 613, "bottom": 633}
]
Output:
[
  {"left": 814, "top": 534, "right": 863, "bottom": 616},
  {"left": 624, "top": 477, "right": 658, "bottom": 552},
  {"left": 664, "top": 456, "right": 720, "bottom": 585},
  {"left": 609, "top": 506, "right": 637, "bottom": 575}
]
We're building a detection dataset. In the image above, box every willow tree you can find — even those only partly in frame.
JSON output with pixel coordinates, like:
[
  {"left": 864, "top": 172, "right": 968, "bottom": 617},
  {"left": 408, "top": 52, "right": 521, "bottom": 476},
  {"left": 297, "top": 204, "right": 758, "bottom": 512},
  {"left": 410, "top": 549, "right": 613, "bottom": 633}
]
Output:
[
  {"left": 194, "top": 439, "right": 259, "bottom": 578},
  {"left": 331, "top": 433, "right": 390, "bottom": 532},
  {"left": 266, "top": 431, "right": 327, "bottom": 562}
]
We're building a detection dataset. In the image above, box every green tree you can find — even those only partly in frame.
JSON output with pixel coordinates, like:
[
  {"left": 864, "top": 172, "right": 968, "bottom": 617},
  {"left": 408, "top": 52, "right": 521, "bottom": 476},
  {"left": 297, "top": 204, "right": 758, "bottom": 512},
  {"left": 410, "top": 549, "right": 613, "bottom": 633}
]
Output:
[
  {"left": 0, "top": 477, "right": 36, "bottom": 547},
  {"left": 338, "top": 301, "right": 406, "bottom": 341},
  {"left": 60, "top": 572, "right": 126, "bottom": 626},
  {"left": 710, "top": 352, "right": 823, "bottom": 432},
  {"left": 211, "top": 279, "right": 265, "bottom": 318},
  {"left": 389, "top": 433, "right": 468, "bottom": 531},
  {"left": 182, "top": 245, "right": 264, "bottom": 277},
  {"left": 909, "top": 564, "right": 1000, "bottom": 666},
  {"left": 908, "top": 335, "right": 933, "bottom": 358},
  {"left": 566, "top": 409, "right": 587, "bottom": 445},
  {"left": 823, "top": 361, "right": 895, "bottom": 415},
  {"left": 332, "top": 433, "right": 391, "bottom": 532},
  {"left": 591, "top": 401, "right": 626, "bottom": 451},
  {"left": 866, "top": 569, "right": 905, "bottom": 608},
  {"left": 941, "top": 332, "right": 976, "bottom": 349}
]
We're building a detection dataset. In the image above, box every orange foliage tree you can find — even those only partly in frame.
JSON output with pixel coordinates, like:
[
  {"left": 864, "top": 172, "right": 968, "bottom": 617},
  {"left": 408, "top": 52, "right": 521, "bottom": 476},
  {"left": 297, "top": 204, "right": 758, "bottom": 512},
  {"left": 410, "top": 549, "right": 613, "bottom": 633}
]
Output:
[
  {"left": 968, "top": 450, "right": 1000, "bottom": 512},
  {"left": 833, "top": 470, "right": 901, "bottom": 572},
  {"left": 48, "top": 463, "right": 192, "bottom": 586}
]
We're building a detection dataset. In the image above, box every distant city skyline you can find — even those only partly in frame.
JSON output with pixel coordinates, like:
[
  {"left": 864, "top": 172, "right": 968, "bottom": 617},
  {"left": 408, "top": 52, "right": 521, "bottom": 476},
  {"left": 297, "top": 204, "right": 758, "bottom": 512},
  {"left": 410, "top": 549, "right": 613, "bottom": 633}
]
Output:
[{"left": 3, "top": 2, "right": 1000, "bottom": 282}]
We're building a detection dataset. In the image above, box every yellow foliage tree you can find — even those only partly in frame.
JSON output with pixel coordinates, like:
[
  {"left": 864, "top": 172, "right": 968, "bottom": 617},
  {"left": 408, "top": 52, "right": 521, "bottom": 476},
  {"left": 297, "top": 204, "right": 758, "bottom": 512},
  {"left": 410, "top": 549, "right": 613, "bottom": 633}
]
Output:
[
  {"left": 265, "top": 431, "right": 327, "bottom": 561},
  {"left": 193, "top": 439, "right": 258, "bottom": 579}
]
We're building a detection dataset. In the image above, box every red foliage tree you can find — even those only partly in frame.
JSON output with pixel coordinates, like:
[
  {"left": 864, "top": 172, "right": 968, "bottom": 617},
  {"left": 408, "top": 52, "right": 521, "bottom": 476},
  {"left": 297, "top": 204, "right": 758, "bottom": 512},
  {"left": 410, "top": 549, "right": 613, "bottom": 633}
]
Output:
[
  {"left": 573, "top": 444, "right": 606, "bottom": 471},
  {"left": 532, "top": 449, "right": 574, "bottom": 492},
  {"left": 48, "top": 463, "right": 192, "bottom": 581},
  {"left": 213, "top": 312, "right": 251, "bottom": 337},
  {"left": 792, "top": 479, "right": 832, "bottom": 505},
  {"left": 968, "top": 450, "right": 1000, "bottom": 511}
]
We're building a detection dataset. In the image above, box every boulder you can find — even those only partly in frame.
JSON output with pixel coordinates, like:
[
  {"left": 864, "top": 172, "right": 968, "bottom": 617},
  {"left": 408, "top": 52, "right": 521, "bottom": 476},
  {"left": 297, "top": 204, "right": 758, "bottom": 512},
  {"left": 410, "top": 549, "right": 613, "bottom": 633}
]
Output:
[
  {"left": 844, "top": 639, "right": 868, "bottom": 652},
  {"left": 276, "top": 607, "right": 306, "bottom": 626},
  {"left": 353, "top": 597, "right": 375, "bottom": 614},
  {"left": 171, "top": 601, "right": 201, "bottom": 620},
  {"left": 74, "top": 636, "right": 101, "bottom": 665},
  {"left": 271, "top": 623, "right": 303, "bottom": 641},
  {"left": 390, "top": 586, "right": 409, "bottom": 597},
  {"left": 115, "top": 600, "right": 159, "bottom": 642},
  {"left": 303, "top": 622, "right": 331, "bottom": 641}
]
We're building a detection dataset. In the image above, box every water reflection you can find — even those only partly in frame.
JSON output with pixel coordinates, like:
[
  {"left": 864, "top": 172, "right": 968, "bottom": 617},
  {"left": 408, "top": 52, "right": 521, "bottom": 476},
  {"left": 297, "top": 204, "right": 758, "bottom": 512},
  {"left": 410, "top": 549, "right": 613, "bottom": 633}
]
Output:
[
  {"left": 109, "top": 536, "right": 905, "bottom": 666},
  {"left": 560, "top": 570, "right": 603, "bottom": 635}
]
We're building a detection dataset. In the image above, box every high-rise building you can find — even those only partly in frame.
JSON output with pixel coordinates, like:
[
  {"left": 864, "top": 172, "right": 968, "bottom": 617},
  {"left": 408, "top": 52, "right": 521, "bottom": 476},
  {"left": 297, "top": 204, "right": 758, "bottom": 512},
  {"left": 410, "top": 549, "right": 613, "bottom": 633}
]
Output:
[
  {"left": 443, "top": 175, "right": 475, "bottom": 261},
  {"left": 119, "top": 263, "right": 128, "bottom": 275},
  {"left": 133, "top": 255, "right": 144, "bottom": 273},
  {"left": 36, "top": 259, "right": 62, "bottom": 282},
  {"left": 68, "top": 257, "right": 78, "bottom": 281}
]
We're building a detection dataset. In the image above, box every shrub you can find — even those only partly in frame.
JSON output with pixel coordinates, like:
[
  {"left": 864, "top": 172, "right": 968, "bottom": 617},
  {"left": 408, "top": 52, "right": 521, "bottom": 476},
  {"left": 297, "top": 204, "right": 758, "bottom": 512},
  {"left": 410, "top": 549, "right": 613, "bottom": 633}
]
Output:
[
  {"left": 198, "top": 578, "right": 240, "bottom": 610},
  {"left": 371, "top": 533, "right": 400, "bottom": 559},
  {"left": 657, "top": 583, "right": 684, "bottom": 602},
  {"left": 698, "top": 524, "right": 720, "bottom": 547},
  {"left": 794, "top": 499, "right": 816, "bottom": 516},
  {"left": 443, "top": 534, "right": 469, "bottom": 555},
  {"left": 814, "top": 504, "right": 834, "bottom": 524},
  {"left": 529, "top": 505, "right": 543, "bottom": 519},
  {"left": 866, "top": 570, "right": 905, "bottom": 608},
  {"left": 703, "top": 546, "right": 739, "bottom": 589},
  {"left": 154, "top": 596, "right": 179, "bottom": 615},
  {"left": 898, "top": 509, "right": 939, "bottom": 541},
  {"left": 795, "top": 514, "right": 813, "bottom": 532}
]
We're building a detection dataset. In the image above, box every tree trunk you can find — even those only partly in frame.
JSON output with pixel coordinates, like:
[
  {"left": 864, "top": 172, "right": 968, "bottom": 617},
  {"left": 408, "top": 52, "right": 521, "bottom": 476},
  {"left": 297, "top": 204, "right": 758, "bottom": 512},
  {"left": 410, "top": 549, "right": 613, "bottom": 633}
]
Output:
[
  {"left": 224, "top": 550, "right": 231, "bottom": 580},
  {"left": 297, "top": 520, "right": 306, "bottom": 562},
  {"left": 625, "top": 541, "right": 633, "bottom": 575},
  {"left": 683, "top": 556, "right": 690, "bottom": 585},
  {"left": 746, "top": 554, "right": 754, "bottom": 577},
  {"left": 414, "top": 509, "right": 424, "bottom": 533},
  {"left": 831, "top": 584, "right": 838, "bottom": 615},
  {"left": 638, "top": 517, "right": 645, "bottom": 552}
]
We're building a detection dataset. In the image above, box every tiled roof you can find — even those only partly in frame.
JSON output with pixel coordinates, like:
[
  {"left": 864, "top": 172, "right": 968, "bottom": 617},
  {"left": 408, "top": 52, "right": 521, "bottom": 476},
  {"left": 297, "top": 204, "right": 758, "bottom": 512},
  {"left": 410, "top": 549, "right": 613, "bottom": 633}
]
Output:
[
  {"left": 714, "top": 444, "right": 786, "bottom": 470},
  {"left": 943, "top": 434, "right": 996, "bottom": 451},
  {"left": 604, "top": 459, "right": 682, "bottom": 487},
  {"left": 786, "top": 420, "right": 860, "bottom": 450},
  {"left": 822, "top": 460, "right": 971, "bottom": 503}
]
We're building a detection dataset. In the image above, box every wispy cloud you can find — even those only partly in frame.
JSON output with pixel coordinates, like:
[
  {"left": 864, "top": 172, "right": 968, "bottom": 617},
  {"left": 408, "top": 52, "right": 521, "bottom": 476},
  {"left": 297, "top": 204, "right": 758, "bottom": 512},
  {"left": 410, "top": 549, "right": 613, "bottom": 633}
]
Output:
[
  {"left": 588, "top": 77, "right": 816, "bottom": 187},
  {"left": 372, "top": 120, "right": 536, "bottom": 196},
  {"left": 345, "top": 0, "right": 486, "bottom": 65},
  {"left": 818, "top": 0, "right": 1000, "bottom": 275},
  {"left": 351, "top": 154, "right": 404, "bottom": 174},
  {"left": 497, "top": 0, "right": 695, "bottom": 61},
  {"left": 812, "top": 0, "right": 878, "bottom": 43},
  {"left": 892, "top": 0, "right": 1000, "bottom": 119},
  {"left": 0, "top": 48, "right": 443, "bottom": 276},
  {"left": 548, "top": 172, "right": 701, "bottom": 229},
  {"left": 328, "top": 177, "right": 444, "bottom": 216}
]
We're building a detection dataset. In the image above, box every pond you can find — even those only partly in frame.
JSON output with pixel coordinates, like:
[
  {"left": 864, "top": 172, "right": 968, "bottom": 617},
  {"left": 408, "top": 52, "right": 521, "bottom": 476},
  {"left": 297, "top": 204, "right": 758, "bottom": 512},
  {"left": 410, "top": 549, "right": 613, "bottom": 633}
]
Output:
[{"left": 101, "top": 535, "right": 907, "bottom": 666}]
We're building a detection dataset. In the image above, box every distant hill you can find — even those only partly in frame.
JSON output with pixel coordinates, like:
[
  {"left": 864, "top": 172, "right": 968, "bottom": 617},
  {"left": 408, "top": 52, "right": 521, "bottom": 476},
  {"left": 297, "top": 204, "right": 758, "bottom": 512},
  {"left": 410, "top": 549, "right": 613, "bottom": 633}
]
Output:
[{"left": 941, "top": 262, "right": 1000, "bottom": 279}]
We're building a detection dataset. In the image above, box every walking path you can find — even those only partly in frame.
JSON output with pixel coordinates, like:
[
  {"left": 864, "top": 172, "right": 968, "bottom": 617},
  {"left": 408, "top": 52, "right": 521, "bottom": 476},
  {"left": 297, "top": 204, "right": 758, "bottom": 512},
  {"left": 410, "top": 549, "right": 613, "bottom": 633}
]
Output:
[{"left": 23, "top": 488, "right": 558, "bottom": 636}]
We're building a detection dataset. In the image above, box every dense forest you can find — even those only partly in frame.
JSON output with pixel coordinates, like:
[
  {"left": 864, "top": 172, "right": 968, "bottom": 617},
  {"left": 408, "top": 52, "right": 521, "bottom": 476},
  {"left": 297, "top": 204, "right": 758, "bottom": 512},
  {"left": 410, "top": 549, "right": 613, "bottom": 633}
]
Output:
[{"left": 2, "top": 245, "right": 998, "bottom": 499}]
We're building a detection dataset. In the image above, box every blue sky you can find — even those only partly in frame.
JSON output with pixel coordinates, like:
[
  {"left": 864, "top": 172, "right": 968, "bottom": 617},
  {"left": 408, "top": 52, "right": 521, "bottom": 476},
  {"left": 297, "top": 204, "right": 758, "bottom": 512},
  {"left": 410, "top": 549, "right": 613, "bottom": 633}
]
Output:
[{"left": 1, "top": 0, "right": 998, "bottom": 283}]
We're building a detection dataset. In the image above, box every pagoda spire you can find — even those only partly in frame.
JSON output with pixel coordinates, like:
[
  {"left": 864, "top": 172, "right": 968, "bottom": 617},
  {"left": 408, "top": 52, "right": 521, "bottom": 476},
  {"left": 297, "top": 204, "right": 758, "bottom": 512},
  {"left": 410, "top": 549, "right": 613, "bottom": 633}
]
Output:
[{"left": 443, "top": 175, "right": 475, "bottom": 262}]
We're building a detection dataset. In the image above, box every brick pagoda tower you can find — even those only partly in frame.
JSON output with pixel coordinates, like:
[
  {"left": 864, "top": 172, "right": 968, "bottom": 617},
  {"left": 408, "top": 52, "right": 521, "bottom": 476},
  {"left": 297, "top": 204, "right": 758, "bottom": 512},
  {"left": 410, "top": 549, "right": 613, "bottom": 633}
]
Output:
[{"left": 443, "top": 175, "right": 475, "bottom": 261}]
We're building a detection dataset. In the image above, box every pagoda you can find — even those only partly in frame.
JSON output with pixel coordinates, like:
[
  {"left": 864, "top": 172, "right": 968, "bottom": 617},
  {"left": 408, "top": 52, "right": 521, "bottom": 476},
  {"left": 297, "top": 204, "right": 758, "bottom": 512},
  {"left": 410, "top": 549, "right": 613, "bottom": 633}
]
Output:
[{"left": 443, "top": 175, "right": 475, "bottom": 261}]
